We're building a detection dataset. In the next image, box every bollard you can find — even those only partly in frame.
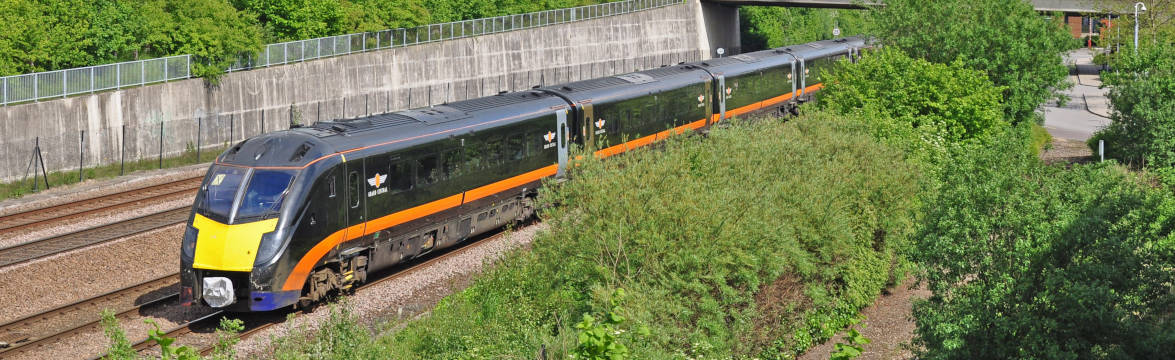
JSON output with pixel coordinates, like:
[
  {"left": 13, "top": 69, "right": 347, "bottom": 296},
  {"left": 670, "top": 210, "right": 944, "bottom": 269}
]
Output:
[
  {"left": 1099, "top": 140, "right": 1105, "bottom": 162},
  {"left": 120, "top": 125, "right": 126, "bottom": 175}
]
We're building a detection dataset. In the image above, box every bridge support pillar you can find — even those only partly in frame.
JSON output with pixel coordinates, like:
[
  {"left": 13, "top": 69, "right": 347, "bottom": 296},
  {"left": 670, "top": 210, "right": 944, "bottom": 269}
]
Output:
[{"left": 698, "top": 1, "right": 742, "bottom": 57}]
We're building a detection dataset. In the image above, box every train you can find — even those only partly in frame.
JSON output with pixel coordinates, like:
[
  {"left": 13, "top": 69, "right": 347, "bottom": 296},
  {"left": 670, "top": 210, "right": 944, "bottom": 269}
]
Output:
[{"left": 179, "top": 36, "right": 870, "bottom": 311}]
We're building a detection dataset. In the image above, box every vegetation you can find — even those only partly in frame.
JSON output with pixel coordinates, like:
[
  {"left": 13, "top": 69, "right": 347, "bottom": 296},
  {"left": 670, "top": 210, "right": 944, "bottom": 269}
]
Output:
[
  {"left": 1087, "top": 43, "right": 1175, "bottom": 172},
  {"left": 0, "top": 144, "right": 226, "bottom": 201},
  {"left": 247, "top": 113, "right": 921, "bottom": 358},
  {"left": 910, "top": 125, "right": 1175, "bottom": 359},
  {"left": 0, "top": 0, "right": 612, "bottom": 78},
  {"left": 740, "top": 7, "right": 870, "bottom": 51},
  {"left": 869, "top": 0, "right": 1077, "bottom": 123},
  {"left": 99, "top": 312, "right": 244, "bottom": 360}
]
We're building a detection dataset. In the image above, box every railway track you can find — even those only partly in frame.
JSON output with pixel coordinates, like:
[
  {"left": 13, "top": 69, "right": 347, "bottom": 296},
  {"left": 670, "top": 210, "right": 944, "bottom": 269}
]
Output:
[
  {"left": 126, "top": 230, "right": 511, "bottom": 358},
  {"left": 0, "top": 207, "right": 190, "bottom": 268},
  {"left": 0, "top": 274, "right": 180, "bottom": 358},
  {"left": 0, "top": 176, "right": 202, "bottom": 237}
]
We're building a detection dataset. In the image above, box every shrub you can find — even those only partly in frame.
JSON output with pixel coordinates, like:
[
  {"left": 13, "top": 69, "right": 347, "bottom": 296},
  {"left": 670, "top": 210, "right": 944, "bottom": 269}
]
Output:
[
  {"left": 910, "top": 126, "right": 1175, "bottom": 359},
  {"left": 381, "top": 113, "right": 923, "bottom": 358},
  {"left": 1087, "top": 44, "right": 1175, "bottom": 170},
  {"left": 870, "top": 0, "right": 1076, "bottom": 123}
]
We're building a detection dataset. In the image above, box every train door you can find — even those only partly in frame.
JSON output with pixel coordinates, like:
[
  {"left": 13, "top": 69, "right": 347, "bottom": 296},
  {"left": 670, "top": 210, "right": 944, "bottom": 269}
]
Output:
[
  {"left": 798, "top": 58, "right": 808, "bottom": 100},
  {"left": 343, "top": 160, "right": 366, "bottom": 242},
  {"left": 717, "top": 75, "right": 727, "bottom": 124},
  {"left": 556, "top": 108, "right": 569, "bottom": 178}
]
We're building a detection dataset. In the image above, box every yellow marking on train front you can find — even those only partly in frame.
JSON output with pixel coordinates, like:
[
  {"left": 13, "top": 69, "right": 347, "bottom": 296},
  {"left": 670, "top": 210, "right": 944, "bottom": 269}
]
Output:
[{"left": 191, "top": 214, "right": 279, "bottom": 272}]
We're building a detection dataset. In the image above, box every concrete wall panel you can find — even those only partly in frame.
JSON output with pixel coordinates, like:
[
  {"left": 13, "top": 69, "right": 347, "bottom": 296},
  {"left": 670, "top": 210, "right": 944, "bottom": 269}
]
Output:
[{"left": 0, "top": 1, "right": 706, "bottom": 182}]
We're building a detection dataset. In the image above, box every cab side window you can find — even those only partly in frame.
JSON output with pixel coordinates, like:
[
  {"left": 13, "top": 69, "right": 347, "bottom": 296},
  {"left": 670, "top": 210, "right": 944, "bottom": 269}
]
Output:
[{"left": 347, "top": 171, "right": 359, "bottom": 208}]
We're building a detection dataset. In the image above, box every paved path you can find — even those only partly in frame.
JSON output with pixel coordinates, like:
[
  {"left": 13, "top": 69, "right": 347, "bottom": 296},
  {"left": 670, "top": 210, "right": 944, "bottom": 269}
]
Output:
[{"left": 1042, "top": 48, "right": 1112, "bottom": 141}]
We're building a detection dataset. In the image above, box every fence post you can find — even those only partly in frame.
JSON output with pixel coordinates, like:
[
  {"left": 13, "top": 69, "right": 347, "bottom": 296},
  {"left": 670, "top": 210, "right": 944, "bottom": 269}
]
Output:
[
  {"left": 90, "top": 67, "right": 95, "bottom": 94},
  {"left": 187, "top": 55, "right": 193, "bottom": 78},
  {"left": 120, "top": 125, "right": 126, "bottom": 175},
  {"left": 116, "top": 64, "right": 121, "bottom": 89},
  {"left": 141, "top": 60, "right": 145, "bottom": 86},
  {"left": 164, "top": 58, "right": 168, "bottom": 81},
  {"left": 3, "top": 77, "right": 6, "bottom": 106},
  {"left": 197, "top": 116, "right": 202, "bottom": 162},
  {"left": 78, "top": 130, "right": 84, "bottom": 182},
  {"left": 63, "top": 71, "right": 67, "bottom": 98},
  {"left": 158, "top": 121, "right": 164, "bottom": 169}
]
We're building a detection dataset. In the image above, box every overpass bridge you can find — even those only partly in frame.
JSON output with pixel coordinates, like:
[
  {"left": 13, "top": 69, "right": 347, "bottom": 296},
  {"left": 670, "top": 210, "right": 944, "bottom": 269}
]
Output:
[{"left": 701, "top": 0, "right": 1122, "bottom": 14}]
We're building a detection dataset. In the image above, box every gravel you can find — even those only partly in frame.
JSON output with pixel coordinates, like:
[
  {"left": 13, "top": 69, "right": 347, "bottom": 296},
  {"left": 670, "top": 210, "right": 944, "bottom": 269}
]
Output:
[
  {"left": 799, "top": 279, "right": 931, "bottom": 360},
  {"left": 0, "top": 164, "right": 207, "bottom": 217},
  {"left": 0, "top": 224, "right": 183, "bottom": 326},
  {"left": 0, "top": 196, "right": 194, "bottom": 250},
  {"left": 235, "top": 223, "right": 547, "bottom": 358}
]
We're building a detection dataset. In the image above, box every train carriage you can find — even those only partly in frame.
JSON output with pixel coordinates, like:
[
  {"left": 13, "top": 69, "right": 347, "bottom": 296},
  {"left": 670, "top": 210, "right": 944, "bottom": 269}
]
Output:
[{"left": 181, "top": 37, "right": 871, "bottom": 312}]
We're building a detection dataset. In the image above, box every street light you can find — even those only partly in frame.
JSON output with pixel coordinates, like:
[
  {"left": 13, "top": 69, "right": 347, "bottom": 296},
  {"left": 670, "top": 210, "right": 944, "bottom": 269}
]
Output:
[{"left": 1134, "top": 2, "right": 1147, "bottom": 54}]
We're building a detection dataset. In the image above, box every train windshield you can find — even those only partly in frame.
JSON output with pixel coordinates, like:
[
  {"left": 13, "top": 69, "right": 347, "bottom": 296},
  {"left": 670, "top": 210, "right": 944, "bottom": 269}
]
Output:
[
  {"left": 198, "top": 165, "right": 296, "bottom": 223},
  {"left": 235, "top": 170, "right": 296, "bottom": 222},
  {"left": 200, "top": 165, "right": 249, "bottom": 222}
]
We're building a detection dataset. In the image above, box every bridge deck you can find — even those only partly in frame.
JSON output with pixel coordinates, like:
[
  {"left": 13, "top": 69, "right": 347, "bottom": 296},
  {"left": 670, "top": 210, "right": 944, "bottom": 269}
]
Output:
[{"left": 702, "top": 0, "right": 1121, "bottom": 14}]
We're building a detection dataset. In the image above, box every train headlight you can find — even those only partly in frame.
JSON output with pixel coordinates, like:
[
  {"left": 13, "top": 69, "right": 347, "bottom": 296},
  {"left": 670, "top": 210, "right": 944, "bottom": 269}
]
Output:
[
  {"left": 182, "top": 226, "right": 198, "bottom": 260},
  {"left": 202, "top": 277, "right": 235, "bottom": 308},
  {"left": 253, "top": 231, "right": 283, "bottom": 266}
]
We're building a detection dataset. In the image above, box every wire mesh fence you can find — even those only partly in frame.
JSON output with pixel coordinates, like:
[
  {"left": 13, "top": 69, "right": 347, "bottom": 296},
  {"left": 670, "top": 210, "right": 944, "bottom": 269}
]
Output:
[
  {"left": 1, "top": 55, "right": 191, "bottom": 106},
  {"left": 0, "top": 0, "right": 680, "bottom": 106}
]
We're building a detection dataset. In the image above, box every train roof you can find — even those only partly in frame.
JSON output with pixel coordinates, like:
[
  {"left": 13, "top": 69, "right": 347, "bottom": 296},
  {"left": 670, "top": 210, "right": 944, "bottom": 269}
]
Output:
[
  {"left": 217, "top": 90, "right": 568, "bottom": 169},
  {"left": 538, "top": 63, "right": 713, "bottom": 104}
]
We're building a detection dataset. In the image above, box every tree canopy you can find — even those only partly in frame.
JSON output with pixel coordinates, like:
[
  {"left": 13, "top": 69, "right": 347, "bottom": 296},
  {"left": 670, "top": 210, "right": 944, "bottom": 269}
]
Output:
[{"left": 869, "top": 0, "right": 1077, "bottom": 123}]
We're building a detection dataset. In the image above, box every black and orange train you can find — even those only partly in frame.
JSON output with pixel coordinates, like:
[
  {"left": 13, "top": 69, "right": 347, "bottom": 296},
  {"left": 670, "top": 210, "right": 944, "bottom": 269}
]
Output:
[{"left": 180, "top": 37, "right": 869, "bottom": 311}]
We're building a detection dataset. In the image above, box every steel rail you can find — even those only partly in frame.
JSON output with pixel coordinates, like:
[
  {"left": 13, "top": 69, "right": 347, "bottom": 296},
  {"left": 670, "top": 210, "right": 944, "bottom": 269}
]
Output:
[
  {"left": 0, "top": 273, "right": 180, "bottom": 357},
  {"left": 0, "top": 207, "right": 189, "bottom": 268}
]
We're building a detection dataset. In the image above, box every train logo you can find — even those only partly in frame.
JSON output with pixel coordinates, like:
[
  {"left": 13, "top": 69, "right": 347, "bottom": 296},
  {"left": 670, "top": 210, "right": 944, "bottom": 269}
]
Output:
[
  {"left": 594, "top": 119, "right": 607, "bottom": 135},
  {"left": 367, "top": 173, "right": 388, "bottom": 197},
  {"left": 725, "top": 87, "right": 733, "bottom": 99},
  {"left": 697, "top": 94, "right": 705, "bottom": 108},
  {"left": 543, "top": 131, "right": 557, "bottom": 149}
]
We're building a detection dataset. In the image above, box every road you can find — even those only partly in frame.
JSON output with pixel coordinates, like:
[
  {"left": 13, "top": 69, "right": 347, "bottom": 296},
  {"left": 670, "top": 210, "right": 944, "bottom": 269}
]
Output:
[{"left": 1042, "top": 48, "right": 1112, "bottom": 141}]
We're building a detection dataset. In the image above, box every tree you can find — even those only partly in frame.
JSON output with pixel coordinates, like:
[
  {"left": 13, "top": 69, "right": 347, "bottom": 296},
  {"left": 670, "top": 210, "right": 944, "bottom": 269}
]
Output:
[
  {"left": 235, "top": 0, "right": 345, "bottom": 41},
  {"left": 870, "top": 0, "right": 1077, "bottom": 123},
  {"left": 912, "top": 129, "right": 1175, "bottom": 359},
  {"left": 160, "top": 0, "right": 263, "bottom": 80},
  {"left": 740, "top": 7, "right": 870, "bottom": 52},
  {"left": 1087, "top": 44, "right": 1175, "bottom": 170}
]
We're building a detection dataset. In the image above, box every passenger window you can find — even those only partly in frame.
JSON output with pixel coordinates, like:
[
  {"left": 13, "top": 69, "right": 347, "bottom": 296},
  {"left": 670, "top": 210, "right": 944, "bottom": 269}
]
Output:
[
  {"left": 464, "top": 140, "right": 483, "bottom": 171},
  {"left": 507, "top": 135, "right": 525, "bottom": 161},
  {"left": 486, "top": 138, "right": 504, "bottom": 166},
  {"left": 443, "top": 150, "right": 462, "bottom": 178},
  {"left": 348, "top": 171, "right": 359, "bottom": 208},
  {"left": 417, "top": 154, "right": 441, "bottom": 186},
  {"left": 388, "top": 161, "right": 413, "bottom": 194}
]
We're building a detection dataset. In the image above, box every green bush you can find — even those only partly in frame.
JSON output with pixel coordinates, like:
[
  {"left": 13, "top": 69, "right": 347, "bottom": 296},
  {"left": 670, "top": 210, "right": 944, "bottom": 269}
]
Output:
[
  {"left": 869, "top": 0, "right": 1076, "bottom": 123},
  {"left": 1087, "top": 44, "right": 1175, "bottom": 170},
  {"left": 910, "top": 125, "right": 1175, "bottom": 359},
  {"left": 377, "top": 113, "right": 923, "bottom": 358}
]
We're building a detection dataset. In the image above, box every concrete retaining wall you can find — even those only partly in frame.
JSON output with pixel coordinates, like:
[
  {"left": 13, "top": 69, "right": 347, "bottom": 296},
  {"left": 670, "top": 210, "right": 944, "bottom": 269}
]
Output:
[{"left": 0, "top": 1, "right": 711, "bottom": 182}]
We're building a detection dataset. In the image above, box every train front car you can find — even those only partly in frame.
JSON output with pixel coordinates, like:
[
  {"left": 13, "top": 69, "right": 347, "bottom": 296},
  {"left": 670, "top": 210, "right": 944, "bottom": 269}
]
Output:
[{"left": 180, "top": 131, "right": 335, "bottom": 311}]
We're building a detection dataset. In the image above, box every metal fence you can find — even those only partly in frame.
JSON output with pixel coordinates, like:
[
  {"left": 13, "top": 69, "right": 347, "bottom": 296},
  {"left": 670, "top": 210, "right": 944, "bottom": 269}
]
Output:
[
  {"left": 0, "top": 0, "right": 680, "bottom": 106},
  {"left": 1, "top": 55, "right": 190, "bottom": 106}
]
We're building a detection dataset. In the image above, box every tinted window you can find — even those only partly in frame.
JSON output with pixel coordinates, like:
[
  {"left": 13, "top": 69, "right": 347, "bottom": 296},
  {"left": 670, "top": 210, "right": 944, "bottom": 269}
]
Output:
[
  {"left": 348, "top": 171, "right": 359, "bottom": 208},
  {"left": 443, "top": 150, "right": 462, "bottom": 178},
  {"left": 237, "top": 170, "right": 296, "bottom": 221},
  {"left": 199, "top": 165, "right": 248, "bottom": 221},
  {"left": 417, "top": 154, "right": 441, "bottom": 185},
  {"left": 507, "top": 135, "right": 525, "bottom": 161},
  {"left": 389, "top": 161, "right": 413, "bottom": 194}
]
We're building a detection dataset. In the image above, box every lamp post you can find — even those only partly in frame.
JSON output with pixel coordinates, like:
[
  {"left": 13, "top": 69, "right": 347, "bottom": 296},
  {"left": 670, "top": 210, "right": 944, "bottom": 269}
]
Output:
[{"left": 1134, "top": 2, "right": 1147, "bottom": 54}]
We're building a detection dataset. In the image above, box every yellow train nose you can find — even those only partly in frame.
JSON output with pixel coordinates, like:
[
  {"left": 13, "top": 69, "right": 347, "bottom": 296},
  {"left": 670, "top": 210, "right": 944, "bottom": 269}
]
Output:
[{"left": 191, "top": 214, "right": 279, "bottom": 272}]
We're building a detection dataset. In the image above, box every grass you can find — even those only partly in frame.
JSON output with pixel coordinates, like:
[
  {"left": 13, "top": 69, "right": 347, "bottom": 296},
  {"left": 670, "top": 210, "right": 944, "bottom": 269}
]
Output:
[
  {"left": 260, "top": 112, "right": 926, "bottom": 359},
  {"left": 0, "top": 146, "right": 225, "bottom": 201}
]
